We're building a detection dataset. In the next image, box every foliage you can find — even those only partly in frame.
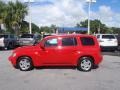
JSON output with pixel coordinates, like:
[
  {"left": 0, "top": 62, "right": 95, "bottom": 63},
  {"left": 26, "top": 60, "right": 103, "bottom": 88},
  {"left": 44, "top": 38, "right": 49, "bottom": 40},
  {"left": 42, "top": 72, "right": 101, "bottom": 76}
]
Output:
[
  {"left": 0, "top": 0, "right": 120, "bottom": 35},
  {"left": 31, "top": 23, "right": 40, "bottom": 34},
  {"left": 39, "top": 25, "right": 57, "bottom": 34},
  {"left": 76, "top": 19, "right": 109, "bottom": 34},
  {"left": 20, "top": 21, "right": 40, "bottom": 34},
  {"left": 110, "top": 27, "right": 120, "bottom": 34},
  {"left": 0, "top": 0, "right": 28, "bottom": 35},
  {"left": 0, "top": 1, "right": 7, "bottom": 24},
  {"left": 6, "top": 1, "right": 28, "bottom": 35}
]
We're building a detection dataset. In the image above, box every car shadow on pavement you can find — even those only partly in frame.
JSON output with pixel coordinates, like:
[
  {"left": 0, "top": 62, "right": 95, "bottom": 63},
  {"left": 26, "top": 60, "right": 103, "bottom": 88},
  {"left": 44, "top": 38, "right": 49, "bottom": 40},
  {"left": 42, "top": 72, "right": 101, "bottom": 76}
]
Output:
[
  {"left": 102, "top": 51, "right": 120, "bottom": 57},
  {"left": 35, "top": 66, "right": 98, "bottom": 70},
  {"left": 35, "top": 66, "right": 77, "bottom": 70}
]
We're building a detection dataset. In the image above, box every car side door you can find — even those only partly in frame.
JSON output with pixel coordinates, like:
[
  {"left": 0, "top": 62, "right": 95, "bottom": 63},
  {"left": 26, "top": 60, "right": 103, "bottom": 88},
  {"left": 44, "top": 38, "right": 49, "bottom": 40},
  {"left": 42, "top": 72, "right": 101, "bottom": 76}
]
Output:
[
  {"left": 39, "top": 37, "right": 61, "bottom": 64},
  {"left": 58, "top": 37, "right": 78, "bottom": 64}
]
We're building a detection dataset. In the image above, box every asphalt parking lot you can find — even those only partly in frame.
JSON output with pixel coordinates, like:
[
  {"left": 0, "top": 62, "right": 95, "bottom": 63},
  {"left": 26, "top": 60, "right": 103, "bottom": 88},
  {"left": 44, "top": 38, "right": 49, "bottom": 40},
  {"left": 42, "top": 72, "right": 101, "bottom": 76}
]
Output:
[{"left": 0, "top": 50, "right": 120, "bottom": 90}]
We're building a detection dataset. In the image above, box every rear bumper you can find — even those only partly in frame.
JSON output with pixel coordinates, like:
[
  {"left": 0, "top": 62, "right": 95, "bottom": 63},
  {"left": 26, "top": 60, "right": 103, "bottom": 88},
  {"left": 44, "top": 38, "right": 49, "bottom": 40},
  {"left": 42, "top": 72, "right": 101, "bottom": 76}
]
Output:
[{"left": 100, "top": 46, "right": 118, "bottom": 51}]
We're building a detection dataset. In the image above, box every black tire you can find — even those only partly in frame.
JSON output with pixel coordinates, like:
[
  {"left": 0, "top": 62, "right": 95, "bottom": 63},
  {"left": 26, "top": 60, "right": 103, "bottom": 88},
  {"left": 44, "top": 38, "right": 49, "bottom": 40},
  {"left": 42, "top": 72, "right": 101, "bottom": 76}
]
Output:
[
  {"left": 17, "top": 57, "right": 33, "bottom": 71},
  {"left": 3, "top": 44, "right": 8, "bottom": 50},
  {"left": 4, "top": 43, "right": 13, "bottom": 50},
  {"left": 77, "top": 57, "right": 93, "bottom": 72},
  {"left": 8, "top": 43, "right": 14, "bottom": 49},
  {"left": 117, "top": 46, "right": 120, "bottom": 51}
]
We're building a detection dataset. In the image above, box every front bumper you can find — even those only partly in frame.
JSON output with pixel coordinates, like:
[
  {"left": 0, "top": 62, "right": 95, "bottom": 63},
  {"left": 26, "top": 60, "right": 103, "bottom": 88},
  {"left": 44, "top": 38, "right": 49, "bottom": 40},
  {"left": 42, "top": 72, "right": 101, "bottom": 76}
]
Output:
[{"left": 9, "top": 55, "right": 17, "bottom": 67}]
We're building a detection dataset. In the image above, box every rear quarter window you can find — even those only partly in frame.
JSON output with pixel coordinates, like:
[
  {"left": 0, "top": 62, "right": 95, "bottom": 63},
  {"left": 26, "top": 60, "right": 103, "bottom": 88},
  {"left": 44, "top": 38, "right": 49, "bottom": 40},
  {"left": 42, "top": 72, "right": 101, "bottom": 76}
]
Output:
[
  {"left": 102, "top": 35, "right": 115, "bottom": 39},
  {"left": 80, "top": 37, "right": 95, "bottom": 46}
]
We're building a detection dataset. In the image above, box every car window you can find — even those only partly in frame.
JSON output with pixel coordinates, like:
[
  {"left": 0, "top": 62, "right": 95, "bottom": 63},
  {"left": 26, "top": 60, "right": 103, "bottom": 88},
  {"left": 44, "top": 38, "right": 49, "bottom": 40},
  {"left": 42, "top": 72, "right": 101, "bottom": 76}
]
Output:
[
  {"left": 62, "top": 37, "right": 77, "bottom": 46},
  {"left": 45, "top": 38, "right": 58, "bottom": 47},
  {"left": 102, "top": 35, "right": 115, "bottom": 39},
  {"left": 10, "top": 35, "right": 14, "bottom": 38},
  {"left": 80, "top": 37, "right": 95, "bottom": 46},
  {"left": 0, "top": 35, "right": 8, "bottom": 38},
  {"left": 21, "top": 34, "right": 33, "bottom": 38},
  {"left": 34, "top": 35, "right": 41, "bottom": 39}
]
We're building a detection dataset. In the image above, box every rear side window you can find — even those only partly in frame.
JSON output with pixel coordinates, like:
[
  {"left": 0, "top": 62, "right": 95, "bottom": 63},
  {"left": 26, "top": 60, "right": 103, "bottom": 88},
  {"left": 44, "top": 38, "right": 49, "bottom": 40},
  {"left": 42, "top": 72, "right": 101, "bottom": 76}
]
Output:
[
  {"left": 102, "top": 35, "right": 115, "bottom": 39},
  {"left": 80, "top": 37, "right": 95, "bottom": 46},
  {"left": 62, "top": 37, "right": 77, "bottom": 46}
]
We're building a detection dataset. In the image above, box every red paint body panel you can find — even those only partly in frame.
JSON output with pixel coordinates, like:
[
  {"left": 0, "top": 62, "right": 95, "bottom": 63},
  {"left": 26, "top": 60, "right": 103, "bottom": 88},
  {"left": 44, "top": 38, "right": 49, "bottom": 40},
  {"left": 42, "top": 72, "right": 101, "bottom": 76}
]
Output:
[{"left": 9, "top": 34, "right": 103, "bottom": 68}]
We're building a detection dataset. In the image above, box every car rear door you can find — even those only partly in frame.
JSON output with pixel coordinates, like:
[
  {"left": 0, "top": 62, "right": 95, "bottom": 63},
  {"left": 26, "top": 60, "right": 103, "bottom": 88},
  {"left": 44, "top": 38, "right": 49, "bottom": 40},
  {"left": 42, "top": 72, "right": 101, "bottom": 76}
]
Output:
[{"left": 57, "top": 37, "right": 78, "bottom": 64}]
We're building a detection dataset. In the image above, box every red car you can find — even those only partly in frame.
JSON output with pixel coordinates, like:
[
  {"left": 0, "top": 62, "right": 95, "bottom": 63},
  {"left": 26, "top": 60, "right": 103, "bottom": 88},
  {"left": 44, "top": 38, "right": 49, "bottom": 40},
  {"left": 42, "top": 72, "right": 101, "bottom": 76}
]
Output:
[{"left": 9, "top": 34, "right": 103, "bottom": 72}]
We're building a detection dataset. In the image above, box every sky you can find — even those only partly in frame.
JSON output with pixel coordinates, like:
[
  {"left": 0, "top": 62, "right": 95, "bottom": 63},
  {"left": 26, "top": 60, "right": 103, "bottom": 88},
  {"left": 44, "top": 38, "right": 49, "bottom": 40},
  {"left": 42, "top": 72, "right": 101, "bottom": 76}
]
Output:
[{"left": 2, "top": 0, "right": 120, "bottom": 28}]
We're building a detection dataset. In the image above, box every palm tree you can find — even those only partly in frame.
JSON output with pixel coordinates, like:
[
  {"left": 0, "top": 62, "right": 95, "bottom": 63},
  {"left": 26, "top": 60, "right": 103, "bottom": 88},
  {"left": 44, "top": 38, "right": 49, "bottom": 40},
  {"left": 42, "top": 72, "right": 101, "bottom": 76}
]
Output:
[
  {"left": 6, "top": 0, "right": 28, "bottom": 35},
  {"left": 0, "top": 1, "right": 7, "bottom": 33}
]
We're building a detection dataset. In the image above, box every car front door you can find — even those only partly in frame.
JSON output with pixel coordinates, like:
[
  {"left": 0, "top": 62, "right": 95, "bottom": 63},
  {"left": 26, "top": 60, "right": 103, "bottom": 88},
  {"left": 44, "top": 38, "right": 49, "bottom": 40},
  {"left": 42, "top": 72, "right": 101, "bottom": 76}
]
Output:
[{"left": 39, "top": 38, "right": 60, "bottom": 64}]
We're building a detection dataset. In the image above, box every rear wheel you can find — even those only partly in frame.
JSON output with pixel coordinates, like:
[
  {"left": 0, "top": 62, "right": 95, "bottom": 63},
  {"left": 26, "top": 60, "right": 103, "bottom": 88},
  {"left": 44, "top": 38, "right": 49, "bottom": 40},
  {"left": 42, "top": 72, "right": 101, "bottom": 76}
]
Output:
[
  {"left": 18, "top": 57, "right": 33, "bottom": 71},
  {"left": 77, "top": 57, "right": 93, "bottom": 72}
]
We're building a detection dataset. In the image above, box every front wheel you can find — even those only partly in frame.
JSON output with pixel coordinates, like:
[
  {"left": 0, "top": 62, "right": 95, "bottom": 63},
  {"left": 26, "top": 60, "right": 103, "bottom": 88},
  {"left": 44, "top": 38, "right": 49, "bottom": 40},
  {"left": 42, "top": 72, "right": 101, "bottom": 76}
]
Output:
[
  {"left": 77, "top": 57, "right": 93, "bottom": 72},
  {"left": 18, "top": 57, "right": 33, "bottom": 71}
]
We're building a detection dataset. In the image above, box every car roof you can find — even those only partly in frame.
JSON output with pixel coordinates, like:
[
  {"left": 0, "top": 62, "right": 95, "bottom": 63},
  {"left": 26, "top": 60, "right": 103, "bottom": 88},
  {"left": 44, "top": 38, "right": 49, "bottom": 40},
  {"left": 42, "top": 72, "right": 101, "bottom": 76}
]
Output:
[{"left": 44, "top": 34, "right": 95, "bottom": 39}]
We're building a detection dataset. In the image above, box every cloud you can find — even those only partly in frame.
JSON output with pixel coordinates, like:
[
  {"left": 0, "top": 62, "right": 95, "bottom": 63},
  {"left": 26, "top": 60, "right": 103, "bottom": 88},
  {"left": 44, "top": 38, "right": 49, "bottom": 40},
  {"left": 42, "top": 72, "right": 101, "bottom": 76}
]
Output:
[
  {"left": 1, "top": 0, "right": 120, "bottom": 28},
  {"left": 91, "top": 5, "right": 120, "bottom": 27},
  {"left": 25, "top": 0, "right": 88, "bottom": 27}
]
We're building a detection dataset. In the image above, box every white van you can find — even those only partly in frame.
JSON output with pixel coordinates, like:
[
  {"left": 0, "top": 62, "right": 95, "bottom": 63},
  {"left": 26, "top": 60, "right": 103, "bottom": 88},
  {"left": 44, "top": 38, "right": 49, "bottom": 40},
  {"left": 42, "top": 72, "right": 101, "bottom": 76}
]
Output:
[{"left": 95, "top": 34, "right": 118, "bottom": 51}]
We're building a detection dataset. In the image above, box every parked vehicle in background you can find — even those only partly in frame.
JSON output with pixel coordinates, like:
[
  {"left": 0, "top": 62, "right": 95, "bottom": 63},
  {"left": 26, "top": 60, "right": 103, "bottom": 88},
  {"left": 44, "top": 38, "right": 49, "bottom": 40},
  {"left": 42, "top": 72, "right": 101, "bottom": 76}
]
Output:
[
  {"left": 9, "top": 34, "right": 103, "bottom": 72},
  {"left": 0, "top": 34, "right": 18, "bottom": 50},
  {"left": 115, "top": 34, "right": 120, "bottom": 50},
  {"left": 19, "top": 34, "right": 41, "bottom": 46},
  {"left": 95, "top": 34, "right": 118, "bottom": 51}
]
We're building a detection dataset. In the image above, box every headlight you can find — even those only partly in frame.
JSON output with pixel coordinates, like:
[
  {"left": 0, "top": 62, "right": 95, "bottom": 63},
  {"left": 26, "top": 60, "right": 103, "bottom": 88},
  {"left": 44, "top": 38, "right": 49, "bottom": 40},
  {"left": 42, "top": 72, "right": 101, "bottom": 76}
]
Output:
[{"left": 12, "top": 52, "right": 16, "bottom": 57}]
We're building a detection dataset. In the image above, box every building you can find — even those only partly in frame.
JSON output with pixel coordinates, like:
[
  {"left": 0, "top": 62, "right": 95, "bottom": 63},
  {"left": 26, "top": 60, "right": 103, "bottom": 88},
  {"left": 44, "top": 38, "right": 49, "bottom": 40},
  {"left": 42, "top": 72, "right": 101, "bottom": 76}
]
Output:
[{"left": 57, "top": 27, "right": 88, "bottom": 34}]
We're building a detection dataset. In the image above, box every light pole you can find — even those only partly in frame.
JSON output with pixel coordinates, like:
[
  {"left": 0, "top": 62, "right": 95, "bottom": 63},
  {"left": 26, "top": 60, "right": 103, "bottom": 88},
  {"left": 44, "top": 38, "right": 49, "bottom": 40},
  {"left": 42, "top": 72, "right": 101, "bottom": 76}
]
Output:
[
  {"left": 86, "top": 0, "right": 96, "bottom": 34},
  {"left": 28, "top": 0, "right": 32, "bottom": 34}
]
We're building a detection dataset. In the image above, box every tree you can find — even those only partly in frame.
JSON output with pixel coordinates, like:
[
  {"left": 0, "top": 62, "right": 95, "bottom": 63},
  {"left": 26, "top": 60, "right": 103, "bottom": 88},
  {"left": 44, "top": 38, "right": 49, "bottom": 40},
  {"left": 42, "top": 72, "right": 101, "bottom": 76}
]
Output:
[
  {"left": 31, "top": 23, "right": 40, "bottom": 33},
  {"left": 0, "top": 1, "right": 7, "bottom": 33},
  {"left": 5, "top": 1, "right": 28, "bottom": 35},
  {"left": 76, "top": 19, "right": 109, "bottom": 34},
  {"left": 50, "top": 24, "right": 57, "bottom": 33},
  {"left": 20, "top": 21, "right": 40, "bottom": 34},
  {"left": 111, "top": 27, "right": 120, "bottom": 34},
  {"left": 39, "top": 26, "right": 53, "bottom": 34}
]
